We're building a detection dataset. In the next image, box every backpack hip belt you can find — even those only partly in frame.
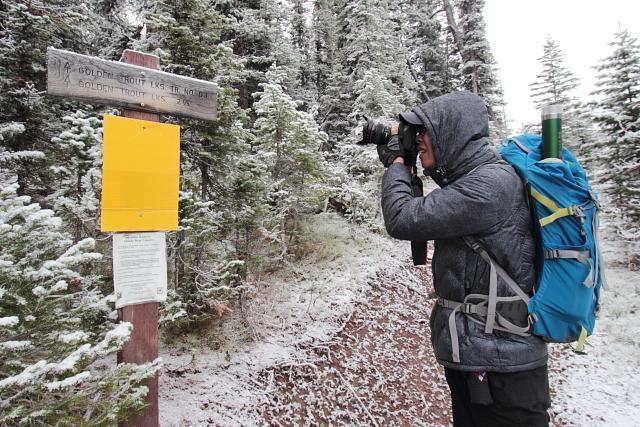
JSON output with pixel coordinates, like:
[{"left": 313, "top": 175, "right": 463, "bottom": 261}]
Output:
[{"left": 437, "top": 236, "right": 533, "bottom": 363}]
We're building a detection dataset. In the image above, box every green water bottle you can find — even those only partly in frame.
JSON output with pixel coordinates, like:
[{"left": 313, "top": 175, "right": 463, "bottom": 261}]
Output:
[{"left": 542, "top": 104, "right": 563, "bottom": 159}]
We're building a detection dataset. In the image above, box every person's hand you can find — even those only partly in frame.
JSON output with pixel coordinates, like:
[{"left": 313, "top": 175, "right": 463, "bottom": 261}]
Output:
[
  {"left": 396, "top": 123, "right": 420, "bottom": 167},
  {"left": 377, "top": 134, "right": 403, "bottom": 167}
]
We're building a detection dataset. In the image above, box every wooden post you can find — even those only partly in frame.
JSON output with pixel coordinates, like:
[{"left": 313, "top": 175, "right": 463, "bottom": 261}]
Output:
[{"left": 117, "top": 50, "right": 160, "bottom": 427}]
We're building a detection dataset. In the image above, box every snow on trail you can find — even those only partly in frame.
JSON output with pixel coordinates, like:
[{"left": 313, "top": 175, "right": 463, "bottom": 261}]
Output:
[
  {"left": 159, "top": 213, "right": 420, "bottom": 426},
  {"left": 258, "top": 263, "right": 450, "bottom": 426},
  {"left": 159, "top": 212, "right": 639, "bottom": 426}
]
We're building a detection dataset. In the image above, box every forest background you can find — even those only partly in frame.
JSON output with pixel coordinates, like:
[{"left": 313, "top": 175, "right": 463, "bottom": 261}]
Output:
[{"left": 0, "top": 0, "right": 638, "bottom": 424}]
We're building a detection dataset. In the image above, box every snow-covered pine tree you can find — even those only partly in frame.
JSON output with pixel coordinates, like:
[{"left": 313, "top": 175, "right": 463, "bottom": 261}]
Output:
[
  {"left": 317, "top": 62, "right": 353, "bottom": 149},
  {"left": 396, "top": 0, "right": 449, "bottom": 102},
  {"left": 442, "top": 23, "right": 464, "bottom": 95},
  {"left": 323, "top": 0, "right": 415, "bottom": 226},
  {"left": 312, "top": 0, "right": 350, "bottom": 149},
  {"left": 444, "top": 0, "right": 506, "bottom": 138},
  {"left": 529, "top": 37, "right": 579, "bottom": 108},
  {"left": 529, "top": 37, "right": 589, "bottom": 150},
  {"left": 86, "top": 0, "right": 140, "bottom": 60},
  {"left": 338, "top": 0, "right": 415, "bottom": 118},
  {"left": 0, "top": 0, "right": 87, "bottom": 199},
  {"left": 253, "top": 65, "right": 328, "bottom": 257},
  {"left": 337, "top": 0, "right": 416, "bottom": 145},
  {"left": 289, "top": 0, "right": 318, "bottom": 109},
  {"left": 567, "top": 99, "right": 602, "bottom": 166},
  {"left": 253, "top": 66, "right": 326, "bottom": 182},
  {"left": 47, "top": 111, "right": 103, "bottom": 242},
  {"left": 0, "top": 1, "right": 113, "bottom": 275},
  {"left": 589, "top": 28, "right": 640, "bottom": 243},
  {"left": 312, "top": 0, "right": 338, "bottom": 100},
  {"left": 221, "top": 0, "right": 276, "bottom": 110},
  {"left": 136, "top": 0, "right": 266, "bottom": 325},
  {"left": 0, "top": 183, "right": 158, "bottom": 425}
]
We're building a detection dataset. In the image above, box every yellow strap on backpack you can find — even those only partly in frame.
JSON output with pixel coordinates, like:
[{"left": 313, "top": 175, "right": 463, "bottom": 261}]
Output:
[
  {"left": 574, "top": 326, "right": 588, "bottom": 354},
  {"left": 530, "top": 188, "right": 574, "bottom": 226}
]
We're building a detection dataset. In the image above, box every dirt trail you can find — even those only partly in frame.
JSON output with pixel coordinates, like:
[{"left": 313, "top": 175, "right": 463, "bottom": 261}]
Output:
[
  {"left": 159, "top": 222, "right": 572, "bottom": 426},
  {"left": 258, "top": 263, "right": 453, "bottom": 426}
]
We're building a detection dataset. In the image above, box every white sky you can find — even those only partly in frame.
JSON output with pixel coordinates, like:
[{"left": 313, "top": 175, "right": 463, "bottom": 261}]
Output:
[{"left": 485, "top": 0, "right": 640, "bottom": 131}]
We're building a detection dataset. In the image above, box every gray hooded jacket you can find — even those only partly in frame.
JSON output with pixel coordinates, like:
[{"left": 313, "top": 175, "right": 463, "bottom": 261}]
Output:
[{"left": 382, "top": 91, "right": 547, "bottom": 372}]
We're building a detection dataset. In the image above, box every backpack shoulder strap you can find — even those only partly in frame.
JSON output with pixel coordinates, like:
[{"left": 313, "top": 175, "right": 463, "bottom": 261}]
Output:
[{"left": 507, "top": 136, "right": 531, "bottom": 154}]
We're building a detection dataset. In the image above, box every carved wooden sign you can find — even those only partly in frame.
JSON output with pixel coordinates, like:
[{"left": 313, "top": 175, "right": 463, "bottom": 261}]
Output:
[{"left": 47, "top": 47, "right": 217, "bottom": 121}]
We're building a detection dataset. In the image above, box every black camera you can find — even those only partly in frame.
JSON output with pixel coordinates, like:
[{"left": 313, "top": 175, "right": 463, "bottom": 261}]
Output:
[
  {"left": 358, "top": 116, "right": 419, "bottom": 167},
  {"left": 357, "top": 117, "right": 392, "bottom": 146}
]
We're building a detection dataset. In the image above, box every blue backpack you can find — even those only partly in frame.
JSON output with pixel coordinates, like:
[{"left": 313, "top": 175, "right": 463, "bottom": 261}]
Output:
[{"left": 461, "top": 134, "right": 606, "bottom": 353}]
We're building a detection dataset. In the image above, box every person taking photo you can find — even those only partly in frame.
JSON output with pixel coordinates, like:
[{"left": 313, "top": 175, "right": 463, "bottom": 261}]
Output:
[{"left": 378, "top": 91, "right": 551, "bottom": 426}]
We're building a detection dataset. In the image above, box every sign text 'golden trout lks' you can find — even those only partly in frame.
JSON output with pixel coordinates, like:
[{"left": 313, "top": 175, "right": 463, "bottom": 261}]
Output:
[{"left": 47, "top": 47, "right": 217, "bottom": 121}]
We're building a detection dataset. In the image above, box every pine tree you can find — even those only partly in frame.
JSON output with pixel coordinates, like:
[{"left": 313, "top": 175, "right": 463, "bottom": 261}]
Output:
[
  {"left": 221, "top": 0, "right": 277, "bottom": 110},
  {"left": 589, "top": 28, "right": 640, "bottom": 241},
  {"left": 288, "top": 0, "right": 317, "bottom": 108},
  {"left": 0, "top": 1, "right": 87, "bottom": 199},
  {"left": 397, "top": 0, "right": 449, "bottom": 102},
  {"left": 47, "top": 111, "right": 103, "bottom": 242},
  {"left": 312, "top": 0, "right": 338, "bottom": 99},
  {"left": 314, "top": 0, "right": 422, "bottom": 227},
  {"left": 136, "top": 0, "right": 266, "bottom": 324},
  {"left": 0, "top": 183, "right": 158, "bottom": 424},
  {"left": 86, "top": 0, "right": 140, "bottom": 60},
  {"left": 312, "top": 0, "right": 347, "bottom": 148},
  {"left": 529, "top": 37, "right": 579, "bottom": 109},
  {"left": 317, "top": 62, "right": 353, "bottom": 148},
  {"left": 253, "top": 65, "right": 328, "bottom": 256},
  {"left": 442, "top": 0, "right": 505, "bottom": 135},
  {"left": 351, "top": 70, "right": 406, "bottom": 124},
  {"left": 336, "top": 0, "right": 416, "bottom": 135},
  {"left": 529, "top": 37, "right": 587, "bottom": 151},
  {"left": 457, "top": 0, "right": 503, "bottom": 107}
]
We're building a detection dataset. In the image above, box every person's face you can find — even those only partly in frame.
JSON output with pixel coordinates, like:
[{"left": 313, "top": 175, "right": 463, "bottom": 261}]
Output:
[{"left": 416, "top": 129, "right": 435, "bottom": 168}]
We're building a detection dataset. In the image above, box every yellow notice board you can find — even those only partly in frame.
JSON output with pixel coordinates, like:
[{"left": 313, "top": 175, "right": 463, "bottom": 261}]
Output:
[{"left": 101, "top": 115, "right": 180, "bottom": 232}]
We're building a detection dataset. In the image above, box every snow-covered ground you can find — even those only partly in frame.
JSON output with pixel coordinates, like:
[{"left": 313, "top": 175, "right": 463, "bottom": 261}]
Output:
[
  {"left": 159, "top": 213, "right": 412, "bottom": 426},
  {"left": 159, "top": 212, "right": 640, "bottom": 426}
]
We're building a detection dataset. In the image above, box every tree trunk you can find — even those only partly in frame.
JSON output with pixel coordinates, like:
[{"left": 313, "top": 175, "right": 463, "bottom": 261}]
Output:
[
  {"left": 200, "top": 161, "right": 209, "bottom": 202},
  {"left": 442, "top": 0, "right": 479, "bottom": 94},
  {"left": 443, "top": 0, "right": 463, "bottom": 55}
]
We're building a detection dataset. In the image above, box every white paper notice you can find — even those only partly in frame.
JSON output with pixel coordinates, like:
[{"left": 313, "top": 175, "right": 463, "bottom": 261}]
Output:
[{"left": 113, "top": 232, "right": 167, "bottom": 309}]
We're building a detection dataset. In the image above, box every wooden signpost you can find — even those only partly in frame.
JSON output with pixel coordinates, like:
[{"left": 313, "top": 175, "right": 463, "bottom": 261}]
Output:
[
  {"left": 47, "top": 47, "right": 218, "bottom": 427},
  {"left": 47, "top": 47, "right": 217, "bottom": 121}
]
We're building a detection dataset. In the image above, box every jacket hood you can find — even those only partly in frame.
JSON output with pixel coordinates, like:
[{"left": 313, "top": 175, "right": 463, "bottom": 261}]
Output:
[{"left": 411, "top": 91, "right": 498, "bottom": 186}]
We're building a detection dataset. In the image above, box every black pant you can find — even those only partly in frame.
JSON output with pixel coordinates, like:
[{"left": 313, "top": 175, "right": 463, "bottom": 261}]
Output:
[{"left": 444, "top": 365, "right": 550, "bottom": 427}]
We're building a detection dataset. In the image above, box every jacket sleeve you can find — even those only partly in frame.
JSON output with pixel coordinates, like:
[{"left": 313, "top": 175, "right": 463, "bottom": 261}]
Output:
[{"left": 381, "top": 163, "right": 515, "bottom": 241}]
